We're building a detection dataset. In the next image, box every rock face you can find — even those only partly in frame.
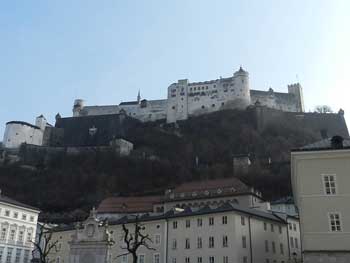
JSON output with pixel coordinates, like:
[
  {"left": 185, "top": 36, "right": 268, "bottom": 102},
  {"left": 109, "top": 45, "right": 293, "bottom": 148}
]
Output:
[{"left": 69, "top": 208, "right": 113, "bottom": 263}]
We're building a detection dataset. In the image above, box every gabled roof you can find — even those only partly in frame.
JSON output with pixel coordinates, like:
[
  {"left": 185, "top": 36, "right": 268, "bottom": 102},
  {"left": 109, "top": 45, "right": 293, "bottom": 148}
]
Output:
[
  {"left": 119, "top": 101, "right": 139, "bottom": 106},
  {"left": 292, "top": 137, "right": 350, "bottom": 152},
  {"left": 172, "top": 177, "right": 250, "bottom": 193},
  {"left": 0, "top": 194, "right": 40, "bottom": 212},
  {"left": 97, "top": 196, "right": 162, "bottom": 214}
]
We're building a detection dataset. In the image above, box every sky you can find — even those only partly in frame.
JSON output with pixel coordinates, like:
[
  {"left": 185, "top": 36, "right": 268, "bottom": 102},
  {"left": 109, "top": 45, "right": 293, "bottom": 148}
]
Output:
[{"left": 1, "top": 0, "right": 350, "bottom": 138}]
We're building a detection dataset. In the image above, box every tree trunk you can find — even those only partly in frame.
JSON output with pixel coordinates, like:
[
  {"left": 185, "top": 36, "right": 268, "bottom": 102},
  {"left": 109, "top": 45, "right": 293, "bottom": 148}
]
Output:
[{"left": 132, "top": 252, "right": 138, "bottom": 263}]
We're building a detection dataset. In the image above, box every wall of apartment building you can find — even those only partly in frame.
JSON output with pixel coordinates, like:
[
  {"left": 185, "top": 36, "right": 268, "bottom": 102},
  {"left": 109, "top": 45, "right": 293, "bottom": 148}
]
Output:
[
  {"left": 0, "top": 202, "right": 39, "bottom": 263},
  {"left": 291, "top": 149, "right": 350, "bottom": 255}
]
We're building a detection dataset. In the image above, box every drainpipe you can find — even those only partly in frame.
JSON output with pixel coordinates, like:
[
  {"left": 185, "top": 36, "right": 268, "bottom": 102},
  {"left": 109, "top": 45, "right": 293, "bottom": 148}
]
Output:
[
  {"left": 165, "top": 219, "right": 169, "bottom": 263},
  {"left": 248, "top": 216, "right": 253, "bottom": 263},
  {"left": 286, "top": 222, "right": 291, "bottom": 260}
]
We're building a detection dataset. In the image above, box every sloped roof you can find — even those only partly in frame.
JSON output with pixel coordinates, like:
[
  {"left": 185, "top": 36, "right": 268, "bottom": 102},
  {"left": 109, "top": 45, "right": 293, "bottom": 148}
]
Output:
[
  {"left": 0, "top": 194, "right": 40, "bottom": 212},
  {"left": 173, "top": 177, "right": 250, "bottom": 193},
  {"left": 97, "top": 196, "right": 162, "bottom": 213},
  {"left": 293, "top": 137, "right": 350, "bottom": 152}
]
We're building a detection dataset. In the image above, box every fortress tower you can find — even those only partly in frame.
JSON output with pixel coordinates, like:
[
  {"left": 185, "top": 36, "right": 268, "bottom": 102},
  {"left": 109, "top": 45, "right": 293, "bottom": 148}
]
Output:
[{"left": 73, "top": 99, "right": 85, "bottom": 117}]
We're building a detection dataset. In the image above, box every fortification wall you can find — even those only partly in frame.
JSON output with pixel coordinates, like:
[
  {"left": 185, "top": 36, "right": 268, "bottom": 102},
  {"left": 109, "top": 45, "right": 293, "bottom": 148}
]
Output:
[
  {"left": 55, "top": 114, "right": 140, "bottom": 147},
  {"left": 255, "top": 106, "right": 349, "bottom": 138},
  {"left": 251, "top": 89, "right": 301, "bottom": 112},
  {"left": 3, "top": 122, "right": 44, "bottom": 148}
]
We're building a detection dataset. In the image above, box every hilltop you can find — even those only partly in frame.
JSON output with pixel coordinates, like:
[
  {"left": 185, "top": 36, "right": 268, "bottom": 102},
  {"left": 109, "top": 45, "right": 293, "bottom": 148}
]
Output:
[{"left": 0, "top": 107, "right": 347, "bottom": 222}]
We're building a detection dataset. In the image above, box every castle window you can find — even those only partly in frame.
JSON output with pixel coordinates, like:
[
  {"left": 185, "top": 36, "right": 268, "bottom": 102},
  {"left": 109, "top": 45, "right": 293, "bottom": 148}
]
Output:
[
  {"left": 206, "top": 86, "right": 208, "bottom": 90},
  {"left": 214, "top": 85, "right": 216, "bottom": 88},
  {"left": 172, "top": 106, "right": 175, "bottom": 110},
  {"left": 242, "top": 80, "right": 244, "bottom": 83},
  {"left": 212, "top": 104, "right": 215, "bottom": 107},
  {"left": 194, "top": 87, "right": 196, "bottom": 91},
  {"left": 190, "top": 88, "right": 192, "bottom": 91},
  {"left": 201, "top": 106, "right": 205, "bottom": 109},
  {"left": 221, "top": 102, "right": 224, "bottom": 106}
]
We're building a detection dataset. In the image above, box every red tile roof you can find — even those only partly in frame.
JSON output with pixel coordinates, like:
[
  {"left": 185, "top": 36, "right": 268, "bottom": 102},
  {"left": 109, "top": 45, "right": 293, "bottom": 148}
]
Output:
[{"left": 97, "top": 196, "right": 162, "bottom": 213}]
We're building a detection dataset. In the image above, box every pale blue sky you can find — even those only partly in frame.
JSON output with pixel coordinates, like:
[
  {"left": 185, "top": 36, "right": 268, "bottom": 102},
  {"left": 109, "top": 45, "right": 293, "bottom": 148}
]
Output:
[{"left": 1, "top": 0, "right": 350, "bottom": 137}]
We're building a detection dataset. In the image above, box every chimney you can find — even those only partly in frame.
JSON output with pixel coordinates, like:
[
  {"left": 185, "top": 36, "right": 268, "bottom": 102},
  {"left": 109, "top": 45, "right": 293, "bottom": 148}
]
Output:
[{"left": 331, "top": 136, "right": 344, "bottom": 149}]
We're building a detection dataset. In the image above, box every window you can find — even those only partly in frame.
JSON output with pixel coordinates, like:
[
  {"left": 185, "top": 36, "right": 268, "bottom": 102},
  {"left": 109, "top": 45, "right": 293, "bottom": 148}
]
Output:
[
  {"left": 30, "top": 216, "right": 34, "bottom": 222},
  {"left": 280, "top": 243, "right": 284, "bottom": 255},
  {"left": 293, "top": 223, "right": 297, "bottom": 231},
  {"left": 279, "top": 226, "right": 282, "bottom": 234},
  {"left": 241, "top": 216, "right": 245, "bottom": 226},
  {"left": 173, "top": 221, "right": 178, "bottom": 229},
  {"left": 197, "top": 218, "right": 202, "bottom": 227},
  {"left": 264, "top": 222, "right": 267, "bottom": 231},
  {"left": 185, "top": 257, "right": 190, "bottom": 263},
  {"left": 243, "top": 256, "right": 248, "bottom": 263},
  {"left": 209, "top": 217, "right": 214, "bottom": 226},
  {"left": 209, "top": 256, "right": 215, "bottom": 263},
  {"left": 295, "top": 238, "right": 299, "bottom": 249},
  {"left": 209, "top": 236, "right": 214, "bottom": 248},
  {"left": 289, "top": 223, "right": 292, "bottom": 230},
  {"left": 185, "top": 238, "right": 190, "bottom": 249},
  {"left": 242, "top": 236, "right": 247, "bottom": 248},
  {"left": 56, "top": 257, "right": 60, "bottom": 263},
  {"left": 5, "top": 210, "right": 10, "bottom": 217},
  {"left": 13, "top": 212, "right": 18, "bottom": 219},
  {"left": 138, "top": 255, "right": 145, "bottom": 263},
  {"left": 290, "top": 237, "right": 294, "bottom": 248},
  {"left": 0, "top": 247, "right": 4, "bottom": 262},
  {"left": 171, "top": 258, "right": 176, "bottom": 263},
  {"left": 1, "top": 226, "right": 7, "bottom": 240},
  {"left": 172, "top": 239, "right": 177, "bottom": 250},
  {"left": 121, "top": 255, "right": 128, "bottom": 263},
  {"left": 223, "top": 235, "right": 228, "bottom": 247},
  {"left": 155, "top": 234, "right": 161, "bottom": 245},
  {"left": 6, "top": 248, "right": 13, "bottom": 263},
  {"left": 197, "top": 257, "right": 202, "bottom": 263},
  {"left": 265, "top": 240, "right": 269, "bottom": 252},
  {"left": 323, "top": 174, "right": 337, "bottom": 195},
  {"left": 9, "top": 228, "right": 16, "bottom": 241},
  {"left": 222, "top": 216, "right": 227, "bottom": 225},
  {"left": 153, "top": 254, "right": 160, "bottom": 263},
  {"left": 26, "top": 230, "right": 33, "bottom": 242},
  {"left": 329, "top": 213, "right": 342, "bottom": 232},
  {"left": 223, "top": 256, "right": 228, "bottom": 263},
  {"left": 197, "top": 237, "right": 202, "bottom": 249},
  {"left": 18, "top": 230, "right": 24, "bottom": 242},
  {"left": 271, "top": 224, "right": 274, "bottom": 232},
  {"left": 265, "top": 260, "right": 270, "bottom": 263},
  {"left": 272, "top": 241, "right": 276, "bottom": 254},
  {"left": 186, "top": 220, "right": 191, "bottom": 228},
  {"left": 22, "top": 214, "right": 27, "bottom": 220},
  {"left": 23, "top": 250, "right": 30, "bottom": 263}
]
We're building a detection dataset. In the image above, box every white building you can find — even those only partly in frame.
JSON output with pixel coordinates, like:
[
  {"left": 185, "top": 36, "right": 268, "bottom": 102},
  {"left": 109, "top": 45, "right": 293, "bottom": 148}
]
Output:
[
  {"left": 48, "top": 177, "right": 302, "bottom": 263},
  {"left": 2, "top": 115, "right": 49, "bottom": 149},
  {"left": 291, "top": 136, "right": 350, "bottom": 262},
  {"left": 48, "top": 203, "right": 301, "bottom": 263},
  {"left": 0, "top": 192, "right": 40, "bottom": 263},
  {"left": 72, "top": 67, "right": 304, "bottom": 123}
]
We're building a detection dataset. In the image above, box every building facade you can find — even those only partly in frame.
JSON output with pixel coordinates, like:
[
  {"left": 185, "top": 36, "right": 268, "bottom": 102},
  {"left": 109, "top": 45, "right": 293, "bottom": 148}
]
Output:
[
  {"left": 291, "top": 136, "right": 350, "bottom": 262},
  {"left": 49, "top": 204, "right": 301, "bottom": 263},
  {"left": 72, "top": 67, "right": 304, "bottom": 123},
  {"left": 0, "top": 194, "right": 40, "bottom": 263}
]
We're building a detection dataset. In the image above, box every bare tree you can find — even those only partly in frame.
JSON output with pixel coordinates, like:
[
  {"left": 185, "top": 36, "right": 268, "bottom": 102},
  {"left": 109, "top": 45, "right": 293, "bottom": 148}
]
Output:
[
  {"left": 32, "top": 224, "right": 59, "bottom": 263},
  {"left": 118, "top": 216, "right": 155, "bottom": 263},
  {"left": 315, "top": 105, "right": 333, "bottom": 113}
]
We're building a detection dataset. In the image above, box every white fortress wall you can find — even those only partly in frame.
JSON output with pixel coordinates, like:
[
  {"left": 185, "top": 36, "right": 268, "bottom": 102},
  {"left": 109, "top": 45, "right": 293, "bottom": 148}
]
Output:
[{"left": 3, "top": 122, "right": 44, "bottom": 148}]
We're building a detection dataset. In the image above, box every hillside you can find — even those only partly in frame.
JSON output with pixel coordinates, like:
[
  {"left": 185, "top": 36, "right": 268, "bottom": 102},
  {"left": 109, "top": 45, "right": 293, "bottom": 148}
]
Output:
[{"left": 0, "top": 108, "right": 344, "bottom": 222}]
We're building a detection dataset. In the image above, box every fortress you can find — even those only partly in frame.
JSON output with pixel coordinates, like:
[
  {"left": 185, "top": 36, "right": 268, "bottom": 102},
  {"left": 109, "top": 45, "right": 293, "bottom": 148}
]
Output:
[
  {"left": 2, "top": 67, "right": 348, "bottom": 152},
  {"left": 72, "top": 67, "right": 304, "bottom": 123}
]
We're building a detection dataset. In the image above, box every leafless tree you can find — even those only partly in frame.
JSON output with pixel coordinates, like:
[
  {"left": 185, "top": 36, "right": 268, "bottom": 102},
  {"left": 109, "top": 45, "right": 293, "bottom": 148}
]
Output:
[
  {"left": 315, "top": 105, "right": 333, "bottom": 113},
  {"left": 32, "top": 224, "right": 59, "bottom": 263},
  {"left": 117, "top": 216, "right": 155, "bottom": 263}
]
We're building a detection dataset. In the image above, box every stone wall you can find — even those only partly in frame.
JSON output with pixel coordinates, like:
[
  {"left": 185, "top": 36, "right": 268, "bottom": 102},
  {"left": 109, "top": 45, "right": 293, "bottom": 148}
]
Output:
[{"left": 255, "top": 106, "right": 349, "bottom": 138}]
